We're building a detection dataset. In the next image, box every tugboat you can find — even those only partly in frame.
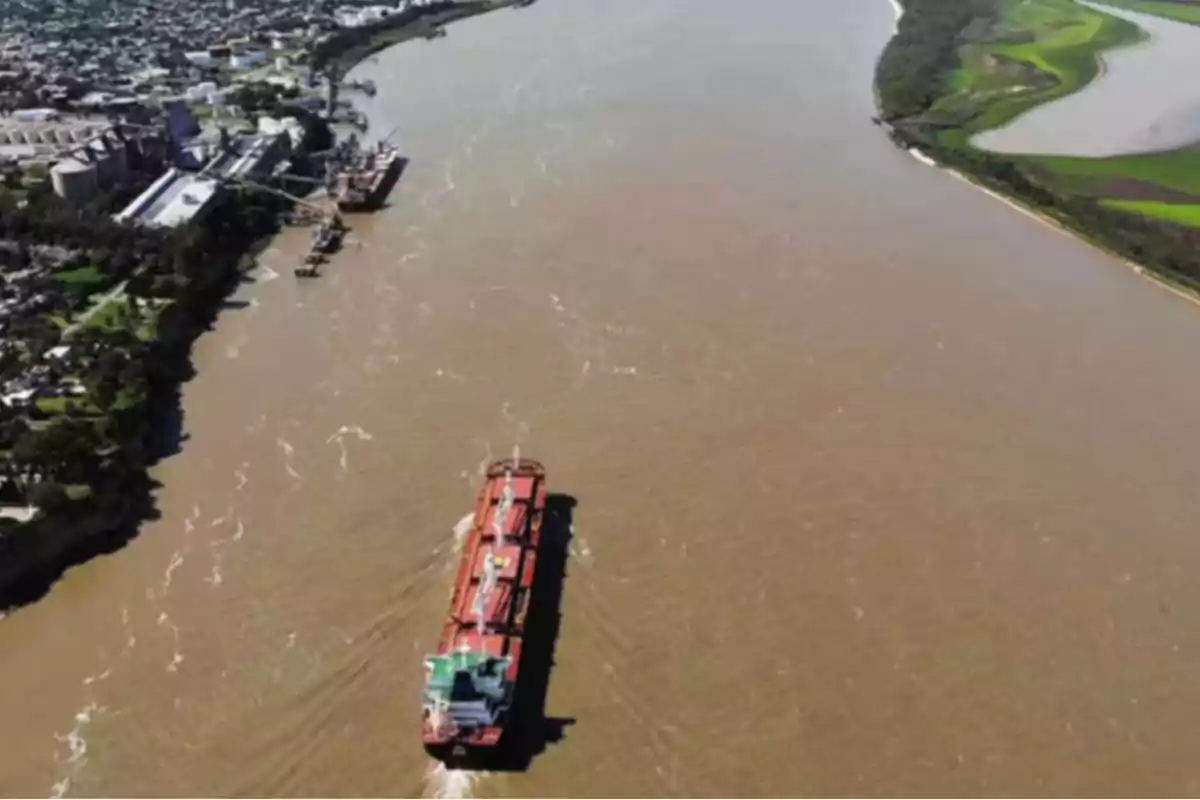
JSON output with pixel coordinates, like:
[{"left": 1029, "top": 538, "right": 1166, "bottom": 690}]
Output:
[
  {"left": 293, "top": 251, "right": 323, "bottom": 278},
  {"left": 422, "top": 454, "right": 548, "bottom": 761},
  {"left": 310, "top": 217, "right": 345, "bottom": 254}
]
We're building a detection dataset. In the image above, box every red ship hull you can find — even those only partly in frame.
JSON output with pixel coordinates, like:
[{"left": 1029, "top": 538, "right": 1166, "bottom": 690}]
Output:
[
  {"left": 422, "top": 458, "right": 547, "bottom": 758},
  {"left": 333, "top": 150, "right": 402, "bottom": 212}
]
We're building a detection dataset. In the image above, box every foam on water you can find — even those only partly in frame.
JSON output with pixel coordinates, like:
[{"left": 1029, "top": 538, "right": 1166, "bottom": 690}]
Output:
[
  {"left": 49, "top": 702, "right": 100, "bottom": 798},
  {"left": 433, "top": 368, "right": 465, "bottom": 382},
  {"left": 211, "top": 505, "right": 233, "bottom": 528},
  {"left": 453, "top": 512, "right": 476, "bottom": 552},
  {"left": 161, "top": 551, "right": 185, "bottom": 593},
  {"left": 423, "top": 762, "right": 479, "bottom": 799},
  {"left": 120, "top": 607, "right": 136, "bottom": 651},
  {"left": 157, "top": 613, "right": 184, "bottom": 672},
  {"left": 80, "top": 668, "right": 110, "bottom": 686},
  {"left": 326, "top": 426, "right": 374, "bottom": 472},
  {"left": 336, "top": 438, "right": 349, "bottom": 471},
  {"left": 183, "top": 504, "right": 202, "bottom": 533}
]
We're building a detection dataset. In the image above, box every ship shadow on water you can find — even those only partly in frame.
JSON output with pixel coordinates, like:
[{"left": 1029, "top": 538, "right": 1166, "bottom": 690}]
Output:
[{"left": 446, "top": 492, "right": 578, "bottom": 773}]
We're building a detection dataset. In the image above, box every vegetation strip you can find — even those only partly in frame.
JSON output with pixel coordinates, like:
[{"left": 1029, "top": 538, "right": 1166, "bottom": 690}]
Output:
[{"left": 875, "top": 0, "right": 1200, "bottom": 295}]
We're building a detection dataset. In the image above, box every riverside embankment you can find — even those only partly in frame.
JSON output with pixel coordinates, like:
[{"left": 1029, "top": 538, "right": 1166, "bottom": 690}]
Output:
[
  {"left": 7, "top": 0, "right": 1200, "bottom": 796},
  {"left": 876, "top": 0, "right": 1200, "bottom": 299}
]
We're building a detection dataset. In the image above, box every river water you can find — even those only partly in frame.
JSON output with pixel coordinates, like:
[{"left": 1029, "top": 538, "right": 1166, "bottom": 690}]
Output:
[
  {"left": 5, "top": 0, "right": 1200, "bottom": 796},
  {"left": 974, "top": 1, "right": 1200, "bottom": 156}
]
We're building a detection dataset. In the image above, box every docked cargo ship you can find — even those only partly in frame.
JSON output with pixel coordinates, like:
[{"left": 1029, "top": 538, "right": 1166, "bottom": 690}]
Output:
[
  {"left": 422, "top": 457, "right": 548, "bottom": 760},
  {"left": 331, "top": 141, "right": 402, "bottom": 212}
]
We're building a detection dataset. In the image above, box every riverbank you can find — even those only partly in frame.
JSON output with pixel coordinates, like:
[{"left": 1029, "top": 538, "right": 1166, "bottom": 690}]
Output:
[
  {"left": 312, "top": 0, "right": 530, "bottom": 77},
  {"left": 0, "top": 3, "right": 541, "bottom": 610},
  {"left": 875, "top": 0, "right": 1200, "bottom": 299},
  {"left": 0, "top": 191, "right": 286, "bottom": 609}
]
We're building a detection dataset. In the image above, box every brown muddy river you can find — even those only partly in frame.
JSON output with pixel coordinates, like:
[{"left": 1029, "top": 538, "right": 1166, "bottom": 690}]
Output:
[{"left": 5, "top": 0, "right": 1200, "bottom": 796}]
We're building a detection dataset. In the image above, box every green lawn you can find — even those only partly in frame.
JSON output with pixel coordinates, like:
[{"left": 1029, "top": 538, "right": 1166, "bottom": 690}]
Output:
[
  {"left": 1031, "top": 150, "right": 1200, "bottom": 197},
  {"left": 1102, "top": 200, "right": 1200, "bottom": 226},
  {"left": 53, "top": 265, "right": 108, "bottom": 286},
  {"left": 65, "top": 484, "right": 94, "bottom": 501},
  {"left": 80, "top": 297, "right": 127, "bottom": 331},
  {"left": 34, "top": 386, "right": 140, "bottom": 418},
  {"left": 1087, "top": 0, "right": 1200, "bottom": 25},
  {"left": 34, "top": 396, "right": 91, "bottom": 416}
]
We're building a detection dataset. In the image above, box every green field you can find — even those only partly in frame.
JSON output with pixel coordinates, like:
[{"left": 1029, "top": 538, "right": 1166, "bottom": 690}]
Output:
[
  {"left": 918, "top": 0, "right": 1200, "bottom": 228},
  {"left": 928, "top": 0, "right": 1144, "bottom": 144},
  {"left": 1031, "top": 150, "right": 1200, "bottom": 197},
  {"left": 1101, "top": 199, "right": 1200, "bottom": 226},
  {"left": 1087, "top": 0, "right": 1200, "bottom": 25}
]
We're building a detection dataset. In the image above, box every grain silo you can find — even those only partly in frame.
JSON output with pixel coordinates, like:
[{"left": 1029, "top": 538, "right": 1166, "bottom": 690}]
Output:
[{"left": 50, "top": 157, "right": 98, "bottom": 204}]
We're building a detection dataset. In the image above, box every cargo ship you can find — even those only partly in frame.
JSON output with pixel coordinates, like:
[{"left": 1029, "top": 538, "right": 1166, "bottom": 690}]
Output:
[
  {"left": 422, "top": 456, "right": 548, "bottom": 760},
  {"left": 331, "top": 141, "right": 402, "bottom": 212}
]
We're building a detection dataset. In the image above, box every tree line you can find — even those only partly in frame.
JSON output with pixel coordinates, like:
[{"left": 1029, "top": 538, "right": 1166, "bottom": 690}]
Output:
[
  {"left": 0, "top": 183, "right": 286, "bottom": 598},
  {"left": 875, "top": 0, "right": 998, "bottom": 122}
]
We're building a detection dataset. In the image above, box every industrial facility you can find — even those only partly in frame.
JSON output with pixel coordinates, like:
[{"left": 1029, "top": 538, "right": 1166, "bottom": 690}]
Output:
[{"left": 114, "top": 129, "right": 291, "bottom": 228}]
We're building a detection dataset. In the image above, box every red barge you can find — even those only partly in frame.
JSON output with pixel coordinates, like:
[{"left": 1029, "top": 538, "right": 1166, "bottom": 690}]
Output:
[{"left": 422, "top": 456, "right": 548, "bottom": 760}]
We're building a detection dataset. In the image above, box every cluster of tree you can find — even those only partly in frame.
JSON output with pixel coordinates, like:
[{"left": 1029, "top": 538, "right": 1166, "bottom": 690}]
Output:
[
  {"left": 0, "top": 327, "right": 151, "bottom": 507},
  {"left": 0, "top": 182, "right": 283, "bottom": 299},
  {"left": 229, "top": 81, "right": 303, "bottom": 119},
  {"left": 0, "top": 184, "right": 286, "bottom": 531},
  {"left": 874, "top": 0, "right": 999, "bottom": 122},
  {"left": 310, "top": 0, "right": 463, "bottom": 72}
]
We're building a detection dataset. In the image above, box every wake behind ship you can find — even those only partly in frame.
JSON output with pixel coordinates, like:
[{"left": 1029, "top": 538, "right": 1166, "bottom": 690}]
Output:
[{"left": 422, "top": 457, "right": 548, "bottom": 760}]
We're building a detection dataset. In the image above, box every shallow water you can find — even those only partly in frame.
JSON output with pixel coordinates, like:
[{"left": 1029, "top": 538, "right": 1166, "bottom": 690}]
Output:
[
  {"left": 4, "top": 0, "right": 1200, "bottom": 796},
  {"left": 975, "top": 1, "right": 1200, "bottom": 156}
]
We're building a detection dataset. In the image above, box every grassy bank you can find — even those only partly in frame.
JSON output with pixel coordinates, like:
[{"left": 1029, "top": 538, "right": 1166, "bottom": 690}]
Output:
[
  {"left": 876, "top": 0, "right": 1200, "bottom": 294},
  {"left": 927, "top": 0, "right": 1144, "bottom": 145},
  {"left": 1085, "top": 0, "right": 1200, "bottom": 26}
]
